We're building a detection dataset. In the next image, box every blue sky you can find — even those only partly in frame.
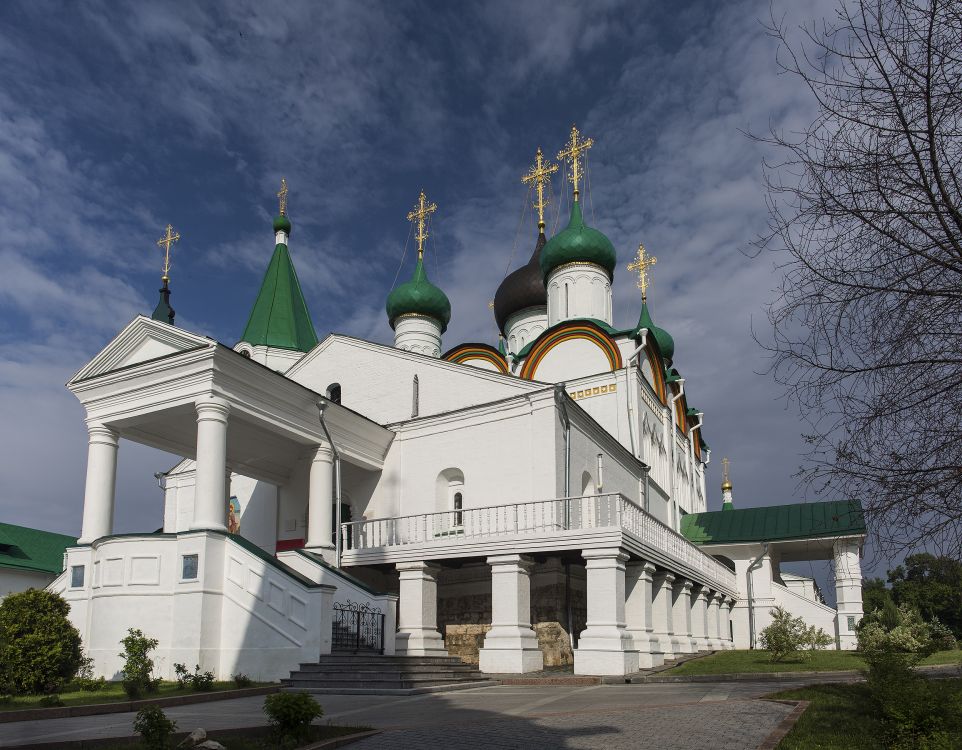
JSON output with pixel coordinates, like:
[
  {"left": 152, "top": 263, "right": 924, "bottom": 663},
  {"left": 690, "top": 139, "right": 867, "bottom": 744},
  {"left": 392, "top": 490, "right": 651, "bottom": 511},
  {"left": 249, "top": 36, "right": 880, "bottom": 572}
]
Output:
[{"left": 1, "top": 0, "right": 875, "bottom": 590}]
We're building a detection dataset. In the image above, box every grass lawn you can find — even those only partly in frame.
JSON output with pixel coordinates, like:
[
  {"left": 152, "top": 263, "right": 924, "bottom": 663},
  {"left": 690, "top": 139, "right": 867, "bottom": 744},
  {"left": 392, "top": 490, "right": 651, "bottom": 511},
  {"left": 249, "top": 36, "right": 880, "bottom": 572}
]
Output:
[
  {"left": 0, "top": 681, "right": 272, "bottom": 712},
  {"left": 664, "top": 648, "right": 961, "bottom": 675},
  {"left": 767, "top": 679, "right": 962, "bottom": 749}
]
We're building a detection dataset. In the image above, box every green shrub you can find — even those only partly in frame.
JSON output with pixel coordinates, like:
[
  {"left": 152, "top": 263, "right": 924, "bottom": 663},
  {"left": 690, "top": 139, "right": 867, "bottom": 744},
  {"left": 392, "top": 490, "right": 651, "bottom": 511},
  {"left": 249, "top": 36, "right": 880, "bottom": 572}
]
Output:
[
  {"left": 119, "top": 629, "right": 160, "bottom": 699},
  {"left": 172, "top": 663, "right": 214, "bottom": 691},
  {"left": 133, "top": 705, "right": 176, "bottom": 750},
  {"left": 758, "top": 606, "right": 831, "bottom": 662},
  {"left": 263, "top": 692, "right": 323, "bottom": 744},
  {"left": 0, "top": 589, "right": 83, "bottom": 694},
  {"left": 233, "top": 672, "right": 253, "bottom": 688},
  {"left": 74, "top": 652, "right": 106, "bottom": 692},
  {"left": 38, "top": 694, "right": 63, "bottom": 707}
]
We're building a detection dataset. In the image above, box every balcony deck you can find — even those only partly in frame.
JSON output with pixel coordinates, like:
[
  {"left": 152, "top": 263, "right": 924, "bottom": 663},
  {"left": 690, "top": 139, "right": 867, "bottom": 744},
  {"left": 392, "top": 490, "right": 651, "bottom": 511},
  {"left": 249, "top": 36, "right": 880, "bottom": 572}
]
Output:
[{"left": 339, "top": 493, "right": 737, "bottom": 596}]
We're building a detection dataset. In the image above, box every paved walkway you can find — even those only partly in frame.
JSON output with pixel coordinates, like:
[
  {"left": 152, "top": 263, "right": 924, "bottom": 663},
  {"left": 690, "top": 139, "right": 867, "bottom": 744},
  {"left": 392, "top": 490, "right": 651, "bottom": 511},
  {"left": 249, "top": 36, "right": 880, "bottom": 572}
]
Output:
[{"left": 0, "top": 681, "right": 819, "bottom": 749}]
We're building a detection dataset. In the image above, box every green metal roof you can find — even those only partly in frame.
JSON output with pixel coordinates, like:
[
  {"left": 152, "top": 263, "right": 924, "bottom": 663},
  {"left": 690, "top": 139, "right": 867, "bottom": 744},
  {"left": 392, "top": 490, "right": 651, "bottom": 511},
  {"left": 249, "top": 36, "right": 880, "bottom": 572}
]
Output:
[
  {"left": 0, "top": 522, "right": 77, "bottom": 574},
  {"left": 240, "top": 243, "right": 319, "bottom": 353},
  {"left": 681, "top": 500, "right": 866, "bottom": 545}
]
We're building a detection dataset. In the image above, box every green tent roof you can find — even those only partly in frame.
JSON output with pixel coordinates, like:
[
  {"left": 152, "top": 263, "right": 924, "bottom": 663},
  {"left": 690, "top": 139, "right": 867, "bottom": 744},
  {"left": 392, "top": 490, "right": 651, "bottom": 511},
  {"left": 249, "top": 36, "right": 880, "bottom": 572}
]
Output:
[
  {"left": 240, "top": 243, "right": 319, "bottom": 352},
  {"left": 0, "top": 522, "right": 77, "bottom": 574},
  {"left": 681, "top": 500, "right": 866, "bottom": 545}
]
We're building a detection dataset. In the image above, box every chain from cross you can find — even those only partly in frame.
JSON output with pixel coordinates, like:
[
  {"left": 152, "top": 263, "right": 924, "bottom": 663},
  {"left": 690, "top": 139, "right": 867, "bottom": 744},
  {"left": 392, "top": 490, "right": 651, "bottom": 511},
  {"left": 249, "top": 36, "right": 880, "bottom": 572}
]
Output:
[
  {"left": 407, "top": 190, "right": 438, "bottom": 259},
  {"left": 277, "top": 178, "right": 288, "bottom": 216},
  {"left": 156, "top": 224, "right": 180, "bottom": 282},
  {"left": 521, "top": 147, "right": 558, "bottom": 230},
  {"left": 627, "top": 243, "right": 657, "bottom": 301},
  {"left": 557, "top": 125, "right": 594, "bottom": 199}
]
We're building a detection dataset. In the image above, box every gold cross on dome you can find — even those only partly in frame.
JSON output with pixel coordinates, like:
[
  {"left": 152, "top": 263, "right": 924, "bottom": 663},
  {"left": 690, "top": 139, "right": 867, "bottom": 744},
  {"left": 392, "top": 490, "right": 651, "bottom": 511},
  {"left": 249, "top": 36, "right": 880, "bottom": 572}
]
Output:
[
  {"left": 521, "top": 147, "right": 558, "bottom": 231},
  {"left": 722, "top": 457, "right": 731, "bottom": 484},
  {"left": 627, "top": 243, "right": 657, "bottom": 301},
  {"left": 156, "top": 224, "right": 180, "bottom": 282},
  {"left": 407, "top": 190, "right": 438, "bottom": 260},
  {"left": 557, "top": 124, "right": 594, "bottom": 200},
  {"left": 277, "top": 178, "right": 288, "bottom": 216}
]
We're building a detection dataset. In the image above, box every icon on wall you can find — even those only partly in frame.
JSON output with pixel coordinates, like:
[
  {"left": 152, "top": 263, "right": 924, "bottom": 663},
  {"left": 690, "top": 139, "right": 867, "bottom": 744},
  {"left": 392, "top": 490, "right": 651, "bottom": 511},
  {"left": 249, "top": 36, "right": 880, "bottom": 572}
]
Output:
[{"left": 228, "top": 496, "right": 241, "bottom": 534}]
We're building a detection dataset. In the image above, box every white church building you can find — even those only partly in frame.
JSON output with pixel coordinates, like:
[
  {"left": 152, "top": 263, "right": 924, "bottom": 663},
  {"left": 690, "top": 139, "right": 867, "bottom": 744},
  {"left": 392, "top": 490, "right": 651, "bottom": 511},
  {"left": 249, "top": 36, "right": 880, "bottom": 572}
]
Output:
[{"left": 51, "top": 130, "right": 865, "bottom": 680}]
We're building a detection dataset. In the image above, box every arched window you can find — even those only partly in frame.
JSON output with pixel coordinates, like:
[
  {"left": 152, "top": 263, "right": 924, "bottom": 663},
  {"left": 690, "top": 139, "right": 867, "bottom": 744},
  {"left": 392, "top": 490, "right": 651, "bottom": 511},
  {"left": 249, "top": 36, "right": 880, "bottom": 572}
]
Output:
[
  {"left": 412, "top": 375, "right": 419, "bottom": 418},
  {"left": 453, "top": 491, "right": 463, "bottom": 526},
  {"left": 435, "top": 468, "right": 465, "bottom": 529},
  {"left": 564, "top": 283, "right": 570, "bottom": 318},
  {"left": 326, "top": 383, "right": 341, "bottom": 404}
]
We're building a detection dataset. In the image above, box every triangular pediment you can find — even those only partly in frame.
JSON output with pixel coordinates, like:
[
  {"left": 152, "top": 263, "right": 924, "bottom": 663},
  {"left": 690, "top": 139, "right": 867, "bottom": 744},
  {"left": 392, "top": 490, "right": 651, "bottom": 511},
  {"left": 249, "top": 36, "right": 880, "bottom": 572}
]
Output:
[{"left": 70, "top": 316, "right": 215, "bottom": 384}]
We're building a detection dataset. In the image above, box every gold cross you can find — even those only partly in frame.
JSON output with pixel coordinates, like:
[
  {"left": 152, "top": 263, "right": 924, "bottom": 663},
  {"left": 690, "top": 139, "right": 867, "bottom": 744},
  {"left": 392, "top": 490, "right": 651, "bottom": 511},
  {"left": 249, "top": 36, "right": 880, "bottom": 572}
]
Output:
[
  {"left": 521, "top": 147, "right": 558, "bottom": 231},
  {"left": 407, "top": 190, "right": 438, "bottom": 260},
  {"left": 557, "top": 125, "right": 594, "bottom": 200},
  {"left": 156, "top": 224, "right": 180, "bottom": 282},
  {"left": 627, "top": 243, "right": 657, "bottom": 301},
  {"left": 488, "top": 300, "right": 495, "bottom": 310},
  {"left": 722, "top": 457, "right": 731, "bottom": 488},
  {"left": 277, "top": 178, "right": 288, "bottom": 216}
]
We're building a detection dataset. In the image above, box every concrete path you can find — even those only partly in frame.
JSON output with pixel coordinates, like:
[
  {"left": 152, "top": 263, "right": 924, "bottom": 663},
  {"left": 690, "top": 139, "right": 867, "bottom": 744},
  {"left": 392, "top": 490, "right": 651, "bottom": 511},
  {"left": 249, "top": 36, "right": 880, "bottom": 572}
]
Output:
[{"left": 0, "top": 680, "right": 823, "bottom": 749}]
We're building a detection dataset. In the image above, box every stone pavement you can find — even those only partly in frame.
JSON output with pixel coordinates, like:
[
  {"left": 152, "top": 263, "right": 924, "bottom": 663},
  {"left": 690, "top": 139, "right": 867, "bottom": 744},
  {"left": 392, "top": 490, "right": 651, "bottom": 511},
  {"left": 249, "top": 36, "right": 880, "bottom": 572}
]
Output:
[{"left": 0, "top": 681, "right": 814, "bottom": 749}]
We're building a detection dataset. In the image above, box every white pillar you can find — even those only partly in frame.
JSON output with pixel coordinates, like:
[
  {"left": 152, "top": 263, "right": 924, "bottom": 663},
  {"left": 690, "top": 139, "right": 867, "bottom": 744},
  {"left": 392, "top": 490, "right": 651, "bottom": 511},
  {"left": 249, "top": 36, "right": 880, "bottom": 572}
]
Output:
[
  {"left": 707, "top": 592, "right": 723, "bottom": 649},
  {"left": 395, "top": 561, "right": 446, "bottom": 656},
  {"left": 575, "top": 548, "right": 638, "bottom": 676},
  {"left": 671, "top": 578, "right": 696, "bottom": 653},
  {"left": 625, "top": 561, "right": 663, "bottom": 668},
  {"left": 191, "top": 397, "right": 230, "bottom": 532},
  {"left": 479, "top": 554, "right": 543, "bottom": 673},
  {"left": 78, "top": 422, "right": 119, "bottom": 544},
  {"left": 722, "top": 597, "right": 735, "bottom": 648},
  {"left": 305, "top": 445, "right": 334, "bottom": 551},
  {"left": 651, "top": 571, "right": 676, "bottom": 659},
  {"left": 691, "top": 585, "right": 711, "bottom": 650},
  {"left": 834, "top": 539, "right": 863, "bottom": 650}
]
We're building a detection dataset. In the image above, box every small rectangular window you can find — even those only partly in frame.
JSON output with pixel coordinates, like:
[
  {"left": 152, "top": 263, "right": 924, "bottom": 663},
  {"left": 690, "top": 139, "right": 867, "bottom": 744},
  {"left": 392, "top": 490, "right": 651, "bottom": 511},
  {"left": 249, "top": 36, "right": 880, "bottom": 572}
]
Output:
[
  {"left": 70, "top": 565, "right": 85, "bottom": 588},
  {"left": 847, "top": 616, "right": 856, "bottom": 632},
  {"left": 182, "top": 554, "right": 199, "bottom": 580}
]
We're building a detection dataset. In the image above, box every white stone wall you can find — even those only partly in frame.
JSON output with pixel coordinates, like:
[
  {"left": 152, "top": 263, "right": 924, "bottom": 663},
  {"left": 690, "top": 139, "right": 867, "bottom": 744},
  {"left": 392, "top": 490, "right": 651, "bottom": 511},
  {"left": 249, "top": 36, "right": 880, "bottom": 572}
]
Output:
[
  {"left": 0, "top": 568, "right": 55, "bottom": 599},
  {"left": 393, "top": 315, "right": 443, "bottom": 358},
  {"left": 505, "top": 307, "right": 548, "bottom": 356},
  {"left": 546, "top": 265, "right": 612, "bottom": 326}
]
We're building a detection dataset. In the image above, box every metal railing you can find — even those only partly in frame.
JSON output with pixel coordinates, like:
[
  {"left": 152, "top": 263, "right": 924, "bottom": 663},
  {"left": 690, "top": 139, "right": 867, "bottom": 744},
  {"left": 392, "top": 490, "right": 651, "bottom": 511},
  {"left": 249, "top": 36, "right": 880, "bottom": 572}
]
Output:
[{"left": 340, "top": 493, "right": 736, "bottom": 592}]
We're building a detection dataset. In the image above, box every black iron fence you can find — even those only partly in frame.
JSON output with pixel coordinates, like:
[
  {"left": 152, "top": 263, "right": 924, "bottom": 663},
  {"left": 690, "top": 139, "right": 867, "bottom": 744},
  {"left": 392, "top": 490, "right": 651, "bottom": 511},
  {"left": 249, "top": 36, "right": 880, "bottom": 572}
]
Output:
[{"left": 332, "top": 600, "right": 385, "bottom": 654}]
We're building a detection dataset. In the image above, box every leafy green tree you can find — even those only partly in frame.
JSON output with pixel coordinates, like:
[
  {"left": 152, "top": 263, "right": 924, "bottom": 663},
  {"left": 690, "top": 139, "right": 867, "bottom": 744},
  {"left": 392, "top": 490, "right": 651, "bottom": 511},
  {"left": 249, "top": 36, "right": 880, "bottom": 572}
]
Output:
[
  {"left": 888, "top": 554, "right": 962, "bottom": 638},
  {"left": 0, "top": 589, "right": 82, "bottom": 694},
  {"left": 862, "top": 577, "right": 895, "bottom": 616}
]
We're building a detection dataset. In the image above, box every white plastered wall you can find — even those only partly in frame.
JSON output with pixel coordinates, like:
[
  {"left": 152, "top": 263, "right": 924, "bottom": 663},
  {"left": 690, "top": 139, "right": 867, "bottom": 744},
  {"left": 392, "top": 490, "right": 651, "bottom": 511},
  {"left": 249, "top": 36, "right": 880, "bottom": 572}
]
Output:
[{"left": 0, "top": 568, "right": 55, "bottom": 599}]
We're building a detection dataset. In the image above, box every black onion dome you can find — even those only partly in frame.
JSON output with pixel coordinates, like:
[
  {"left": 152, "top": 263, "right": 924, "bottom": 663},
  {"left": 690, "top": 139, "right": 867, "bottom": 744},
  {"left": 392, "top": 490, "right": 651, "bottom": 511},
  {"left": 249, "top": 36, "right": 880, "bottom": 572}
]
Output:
[{"left": 493, "top": 232, "right": 548, "bottom": 334}]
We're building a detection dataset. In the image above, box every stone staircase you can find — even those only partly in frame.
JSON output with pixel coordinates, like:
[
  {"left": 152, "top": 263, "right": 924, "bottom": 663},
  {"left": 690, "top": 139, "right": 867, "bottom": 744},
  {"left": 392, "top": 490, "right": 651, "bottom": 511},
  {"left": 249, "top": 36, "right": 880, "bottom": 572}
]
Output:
[{"left": 283, "top": 654, "right": 496, "bottom": 694}]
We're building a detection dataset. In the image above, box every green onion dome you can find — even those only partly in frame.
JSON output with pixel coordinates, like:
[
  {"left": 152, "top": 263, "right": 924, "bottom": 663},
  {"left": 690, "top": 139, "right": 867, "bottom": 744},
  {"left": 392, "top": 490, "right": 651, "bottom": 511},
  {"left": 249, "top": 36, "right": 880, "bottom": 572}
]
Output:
[
  {"left": 634, "top": 301, "right": 675, "bottom": 366},
  {"left": 540, "top": 200, "right": 617, "bottom": 280},
  {"left": 273, "top": 214, "right": 292, "bottom": 234},
  {"left": 386, "top": 256, "right": 452, "bottom": 333}
]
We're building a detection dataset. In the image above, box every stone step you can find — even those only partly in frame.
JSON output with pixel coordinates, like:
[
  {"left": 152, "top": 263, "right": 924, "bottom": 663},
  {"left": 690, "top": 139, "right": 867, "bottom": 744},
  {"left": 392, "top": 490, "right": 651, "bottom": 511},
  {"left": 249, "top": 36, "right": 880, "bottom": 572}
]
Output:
[
  {"left": 287, "top": 670, "right": 483, "bottom": 683},
  {"left": 301, "top": 656, "right": 469, "bottom": 667},
  {"left": 284, "top": 677, "right": 487, "bottom": 690},
  {"left": 294, "top": 663, "right": 478, "bottom": 675}
]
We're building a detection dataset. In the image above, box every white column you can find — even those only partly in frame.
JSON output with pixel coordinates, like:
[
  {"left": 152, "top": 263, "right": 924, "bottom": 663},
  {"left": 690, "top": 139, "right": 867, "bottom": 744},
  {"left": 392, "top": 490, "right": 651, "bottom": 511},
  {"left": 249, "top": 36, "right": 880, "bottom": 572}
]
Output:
[
  {"left": 650, "top": 571, "right": 676, "bottom": 659},
  {"left": 78, "top": 422, "right": 120, "bottom": 544},
  {"left": 691, "top": 585, "right": 711, "bottom": 650},
  {"left": 707, "top": 592, "right": 723, "bottom": 649},
  {"left": 395, "top": 561, "right": 446, "bottom": 656},
  {"left": 834, "top": 539, "right": 863, "bottom": 650},
  {"left": 191, "top": 397, "right": 230, "bottom": 532},
  {"left": 575, "top": 548, "right": 638, "bottom": 675},
  {"left": 671, "top": 578, "right": 696, "bottom": 653},
  {"left": 625, "top": 561, "right": 663, "bottom": 668},
  {"left": 305, "top": 445, "right": 334, "bottom": 551},
  {"left": 479, "top": 554, "right": 543, "bottom": 673},
  {"left": 722, "top": 597, "right": 735, "bottom": 648}
]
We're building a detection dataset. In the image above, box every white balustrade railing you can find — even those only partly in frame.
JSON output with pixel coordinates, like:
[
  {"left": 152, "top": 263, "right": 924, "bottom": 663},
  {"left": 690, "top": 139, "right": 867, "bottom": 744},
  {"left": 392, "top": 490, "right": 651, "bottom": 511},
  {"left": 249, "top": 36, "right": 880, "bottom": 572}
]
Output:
[{"left": 340, "top": 493, "right": 736, "bottom": 592}]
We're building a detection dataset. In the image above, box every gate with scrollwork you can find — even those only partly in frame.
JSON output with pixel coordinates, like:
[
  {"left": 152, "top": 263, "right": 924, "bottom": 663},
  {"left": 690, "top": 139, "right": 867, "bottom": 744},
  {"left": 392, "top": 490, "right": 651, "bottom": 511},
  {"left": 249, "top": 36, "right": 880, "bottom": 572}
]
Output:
[{"left": 331, "top": 600, "right": 385, "bottom": 654}]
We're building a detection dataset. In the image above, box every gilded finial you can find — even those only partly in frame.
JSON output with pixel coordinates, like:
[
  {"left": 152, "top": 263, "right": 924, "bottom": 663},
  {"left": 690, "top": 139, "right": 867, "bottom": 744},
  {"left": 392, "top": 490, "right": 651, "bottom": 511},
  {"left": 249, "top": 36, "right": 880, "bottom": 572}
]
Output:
[
  {"left": 407, "top": 190, "right": 438, "bottom": 260},
  {"left": 522, "top": 147, "right": 558, "bottom": 232},
  {"left": 156, "top": 224, "right": 180, "bottom": 283},
  {"left": 277, "top": 178, "right": 289, "bottom": 217},
  {"left": 721, "top": 457, "right": 732, "bottom": 491},
  {"left": 627, "top": 243, "right": 657, "bottom": 301},
  {"left": 557, "top": 124, "right": 594, "bottom": 201}
]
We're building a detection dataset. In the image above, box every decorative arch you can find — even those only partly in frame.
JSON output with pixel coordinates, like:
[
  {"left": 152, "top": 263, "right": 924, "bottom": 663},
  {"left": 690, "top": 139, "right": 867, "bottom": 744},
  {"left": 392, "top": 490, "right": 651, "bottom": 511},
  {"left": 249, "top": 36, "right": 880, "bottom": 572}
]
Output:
[
  {"left": 642, "top": 345, "right": 667, "bottom": 403},
  {"left": 519, "top": 321, "right": 623, "bottom": 380},
  {"left": 442, "top": 343, "right": 509, "bottom": 374}
]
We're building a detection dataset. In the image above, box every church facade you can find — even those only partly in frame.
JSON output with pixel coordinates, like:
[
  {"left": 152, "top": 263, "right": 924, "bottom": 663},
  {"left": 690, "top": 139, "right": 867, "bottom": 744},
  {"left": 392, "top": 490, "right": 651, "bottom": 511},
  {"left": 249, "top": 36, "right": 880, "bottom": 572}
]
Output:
[{"left": 51, "top": 129, "right": 864, "bottom": 680}]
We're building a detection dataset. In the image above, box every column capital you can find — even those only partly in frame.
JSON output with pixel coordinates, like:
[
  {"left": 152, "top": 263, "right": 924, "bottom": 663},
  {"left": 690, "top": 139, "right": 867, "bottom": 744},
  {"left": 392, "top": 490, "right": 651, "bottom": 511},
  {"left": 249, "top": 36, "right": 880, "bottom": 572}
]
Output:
[
  {"left": 396, "top": 560, "right": 442, "bottom": 576},
  {"left": 582, "top": 547, "right": 629, "bottom": 564},
  {"left": 673, "top": 577, "right": 694, "bottom": 593},
  {"left": 487, "top": 553, "right": 534, "bottom": 570},
  {"left": 627, "top": 560, "right": 658, "bottom": 579},
  {"left": 311, "top": 444, "right": 335, "bottom": 462},
  {"left": 85, "top": 421, "right": 119, "bottom": 445},
  {"left": 653, "top": 570, "right": 676, "bottom": 587},
  {"left": 693, "top": 585, "right": 710, "bottom": 602},
  {"left": 195, "top": 396, "right": 230, "bottom": 422}
]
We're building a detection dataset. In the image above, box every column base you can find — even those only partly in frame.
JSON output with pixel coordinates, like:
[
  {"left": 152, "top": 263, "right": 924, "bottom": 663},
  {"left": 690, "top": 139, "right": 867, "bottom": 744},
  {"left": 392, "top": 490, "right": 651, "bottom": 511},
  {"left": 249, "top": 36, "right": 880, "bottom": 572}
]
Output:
[
  {"left": 303, "top": 544, "right": 336, "bottom": 565},
  {"left": 479, "top": 646, "right": 543, "bottom": 674},
  {"left": 574, "top": 648, "right": 640, "bottom": 676},
  {"left": 653, "top": 633, "right": 675, "bottom": 659},
  {"left": 395, "top": 630, "right": 447, "bottom": 657},
  {"left": 626, "top": 631, "right": 664, "bottom": 668},
  {"left": 670, "top": 635, "right": 695, "bottom": 654}
]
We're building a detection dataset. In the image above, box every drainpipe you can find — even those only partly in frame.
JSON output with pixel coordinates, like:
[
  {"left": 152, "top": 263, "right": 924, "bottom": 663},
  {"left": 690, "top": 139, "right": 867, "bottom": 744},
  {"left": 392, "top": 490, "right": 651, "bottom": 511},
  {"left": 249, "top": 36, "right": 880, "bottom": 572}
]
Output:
[
  {"left": 554, "top": 384, "right": 574, "bottom": 648},
  {"left": 316, "top": 401, "right": 343, "bottom": 568},
  {"left": 688, "top": 412, "right": 703, "bottom": 514},
  {"left": 624, "top": 333, "right": 647, "bottom": 460},
  {"left": 747, "top": 542, "right": 769, "bottom": 649},
  {"left": 669, "top": 379, "right": 685, "bottom": 529}
]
